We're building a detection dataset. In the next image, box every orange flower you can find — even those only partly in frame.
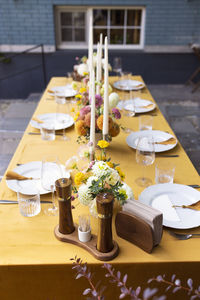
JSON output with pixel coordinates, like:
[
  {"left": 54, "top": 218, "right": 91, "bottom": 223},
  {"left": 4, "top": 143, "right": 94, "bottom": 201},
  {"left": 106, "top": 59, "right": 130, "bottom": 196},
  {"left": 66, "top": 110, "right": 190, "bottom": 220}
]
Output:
[
  {"left": 75, "top": 120, "right": 87, "bottom": 136},
  {"left": 97, "top": 115, "right": 113, "bottom": 131},
  {"left": 109, "top": 122, "right": 120, "bottom": 137}
]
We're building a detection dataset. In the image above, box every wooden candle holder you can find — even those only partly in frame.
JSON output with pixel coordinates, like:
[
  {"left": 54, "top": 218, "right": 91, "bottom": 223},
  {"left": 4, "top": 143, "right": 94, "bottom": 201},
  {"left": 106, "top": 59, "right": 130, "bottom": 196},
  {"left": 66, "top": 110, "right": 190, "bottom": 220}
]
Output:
[{"left": 54, "top": 224, "right": 119, "bottom": 261}]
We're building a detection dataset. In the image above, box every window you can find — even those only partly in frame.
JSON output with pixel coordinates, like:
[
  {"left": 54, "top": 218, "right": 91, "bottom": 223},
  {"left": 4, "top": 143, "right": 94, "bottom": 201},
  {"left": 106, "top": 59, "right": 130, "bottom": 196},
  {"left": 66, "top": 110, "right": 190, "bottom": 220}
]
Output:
[{"left": 55, "top": 7, "right": 145, "bottom": 49}]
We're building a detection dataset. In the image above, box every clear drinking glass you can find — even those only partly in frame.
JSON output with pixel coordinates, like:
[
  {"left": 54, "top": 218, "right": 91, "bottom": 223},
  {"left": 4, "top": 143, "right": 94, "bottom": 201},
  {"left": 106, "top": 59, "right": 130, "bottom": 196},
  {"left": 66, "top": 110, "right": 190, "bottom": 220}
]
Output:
[
  {"left": 56, "top": 97, "right": 71, "bottom": 141},
  {"left": 17, "top": 187, "right": 41, "bottom": 217},
  {"left": 113, "top": 57, "right": 122, "bottom": 76},
  {"left": 41, "top": 156, "right": 63, "bottom": 216},
  {"left": 40, "top": 123, "right": 55, "bottom": 141},
  {"left": 122, "top": 90, "right": 135, "bottom": 117},
  {"left": 155, "top": 161, "right": 175, "bottom": 184},
  {"left": 139, "top": 115, "right": 153, "bottom": 131},
  {"left": 120, "top": 71, "right": 132, "bottom": 90},
  {"left": 135, "top": 136, "right": 155, "bottom": 187}
]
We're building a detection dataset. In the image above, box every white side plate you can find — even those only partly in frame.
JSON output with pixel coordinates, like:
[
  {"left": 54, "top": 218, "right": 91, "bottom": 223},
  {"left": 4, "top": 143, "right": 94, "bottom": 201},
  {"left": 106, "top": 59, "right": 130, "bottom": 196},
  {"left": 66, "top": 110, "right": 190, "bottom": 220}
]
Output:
[
  {"left": 30, "top": 113, "right": 74, "bottom": 130},
  {"left": 139, "top": 183, "right": 200, "bottom": 229},
  {"left": 126, "top": 130, "right": 177, "bottom": 153}
]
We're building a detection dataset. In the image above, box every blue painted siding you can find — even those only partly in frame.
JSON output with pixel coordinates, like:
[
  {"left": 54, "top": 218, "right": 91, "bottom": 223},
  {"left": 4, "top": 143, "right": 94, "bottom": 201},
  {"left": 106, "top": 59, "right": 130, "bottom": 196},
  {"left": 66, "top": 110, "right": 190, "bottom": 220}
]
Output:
[{"left": 0, "top": 0, "right": 200, "bottom": 47}]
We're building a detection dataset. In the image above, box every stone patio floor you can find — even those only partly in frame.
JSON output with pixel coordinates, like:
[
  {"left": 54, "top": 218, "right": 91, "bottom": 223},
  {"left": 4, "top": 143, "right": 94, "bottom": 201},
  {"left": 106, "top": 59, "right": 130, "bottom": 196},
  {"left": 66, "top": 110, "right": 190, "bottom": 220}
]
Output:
[{"left": 0, "top": 84, "right": 200, "bottom": 180}]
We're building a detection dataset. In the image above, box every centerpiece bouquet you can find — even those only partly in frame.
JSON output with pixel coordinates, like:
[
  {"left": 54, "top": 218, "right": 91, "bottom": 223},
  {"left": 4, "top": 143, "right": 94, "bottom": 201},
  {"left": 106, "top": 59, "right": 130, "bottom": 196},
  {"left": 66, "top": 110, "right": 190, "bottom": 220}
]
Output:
[
  {"left": 72, "top": 53, "right": 112, "bottom": 82},
  {"left": 74, "top": 85, "right": 122, "bottom": 143},
  {"left": 67, "top": 141, "right": 134, "bottom": 216}
]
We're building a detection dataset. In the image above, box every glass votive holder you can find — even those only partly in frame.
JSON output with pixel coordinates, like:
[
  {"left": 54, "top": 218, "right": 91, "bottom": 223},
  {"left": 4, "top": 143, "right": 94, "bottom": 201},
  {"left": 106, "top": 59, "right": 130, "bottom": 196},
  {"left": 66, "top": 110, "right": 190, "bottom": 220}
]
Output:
[
  {"left": 155, "top": 161, "right": 175, "bottom": 184},
  {"left": 40, "top": 123, "right": 55, "bottom": 141},
  {"left": 78, "top": 214, "right": 91, "bottom": 243},
  {"left": 139, "top": 115, "right": 153, "bottom": 131},
  {"left": 17, "top": 188, "right": 41, "bottom": 217}
]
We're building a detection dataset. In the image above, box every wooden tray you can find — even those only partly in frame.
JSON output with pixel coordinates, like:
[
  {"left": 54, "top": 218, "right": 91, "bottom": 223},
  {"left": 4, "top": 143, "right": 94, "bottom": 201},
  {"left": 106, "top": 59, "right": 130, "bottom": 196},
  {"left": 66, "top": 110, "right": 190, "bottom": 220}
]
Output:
[{"left": 54, "top": 224, "right": 119, "bottom": 261}]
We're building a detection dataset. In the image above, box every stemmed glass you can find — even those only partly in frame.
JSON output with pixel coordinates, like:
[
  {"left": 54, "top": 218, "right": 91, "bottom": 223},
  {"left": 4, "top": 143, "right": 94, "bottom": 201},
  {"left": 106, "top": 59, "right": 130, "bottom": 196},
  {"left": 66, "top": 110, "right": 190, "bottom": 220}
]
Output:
[
  {"left": 41, "top": 155, "right": 63, "bottom": 216},
  {"left": 113, "top": 57, "right": 122, "bottom": 76},
  {"left": 135, "top": 135, "right": 155, "bottom": 187},
  {"left": 55, "top": 94, "right": 70, "bottom": 141}
]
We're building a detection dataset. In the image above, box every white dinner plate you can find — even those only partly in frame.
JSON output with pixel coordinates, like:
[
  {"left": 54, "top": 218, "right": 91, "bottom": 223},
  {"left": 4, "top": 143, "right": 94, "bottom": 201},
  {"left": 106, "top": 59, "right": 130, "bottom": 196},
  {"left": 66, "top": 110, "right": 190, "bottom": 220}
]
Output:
[
  {"left": 126, "top": 130, "right": 177, "bottom": 153},
  {"left": 48, "top": 84, "right": 77, "bottom": 97},
  {"left": 6, "top": 161, "right": 70, "bottom": 195},
  {"left": 117, "top": 98, "right": 156, "bottom": 113},
  {"left": 139, "top": 183, "right": 200, "bottom": 229},
  {"left": 113, "top": 80, "right": 145, "bottom": 91},
  {"left": 30, "top": 113, "right": 74, "bottom": 130}
]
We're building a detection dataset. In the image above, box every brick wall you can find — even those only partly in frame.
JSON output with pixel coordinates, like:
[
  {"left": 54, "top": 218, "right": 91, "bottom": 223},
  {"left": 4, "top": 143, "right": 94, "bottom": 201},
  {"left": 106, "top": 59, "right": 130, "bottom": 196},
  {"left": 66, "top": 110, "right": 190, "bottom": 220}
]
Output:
[{"left": 0, "top": 0, "right": 200, "bottom": 48}]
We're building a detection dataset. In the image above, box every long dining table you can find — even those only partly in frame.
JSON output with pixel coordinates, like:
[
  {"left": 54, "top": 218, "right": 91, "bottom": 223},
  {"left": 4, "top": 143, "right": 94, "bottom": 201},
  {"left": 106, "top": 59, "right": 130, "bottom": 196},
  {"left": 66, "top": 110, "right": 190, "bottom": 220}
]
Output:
[{"left": 0, "top": 76, "right": 200, "bottom": 300}]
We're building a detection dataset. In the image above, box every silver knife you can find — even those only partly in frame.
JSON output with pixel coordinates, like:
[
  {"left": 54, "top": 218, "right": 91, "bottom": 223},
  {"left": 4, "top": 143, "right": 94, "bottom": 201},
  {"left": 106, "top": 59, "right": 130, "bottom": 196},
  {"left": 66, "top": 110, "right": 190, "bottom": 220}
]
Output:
[
  {"left": 0, "top": 200, "right": 52, "bottom": 204},
  {"left": 28, "top": 132, "right": 63, "bottom": 136}
]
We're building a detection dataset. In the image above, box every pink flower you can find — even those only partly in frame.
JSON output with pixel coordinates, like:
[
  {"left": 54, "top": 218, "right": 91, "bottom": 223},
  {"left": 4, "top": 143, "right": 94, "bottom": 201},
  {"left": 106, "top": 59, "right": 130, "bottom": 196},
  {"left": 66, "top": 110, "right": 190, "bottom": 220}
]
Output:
[
  {"left": 89, "top": 94, "right": 103, "bottom": 108},
  {"left": 112, "top": 108, "right": 121, "bottom": 119},
  {"left": 80, "top": 105, "right": 91, "bottom": 118},
  {"left": 75, "top": 56, "right": 79, "bottom": 61}
]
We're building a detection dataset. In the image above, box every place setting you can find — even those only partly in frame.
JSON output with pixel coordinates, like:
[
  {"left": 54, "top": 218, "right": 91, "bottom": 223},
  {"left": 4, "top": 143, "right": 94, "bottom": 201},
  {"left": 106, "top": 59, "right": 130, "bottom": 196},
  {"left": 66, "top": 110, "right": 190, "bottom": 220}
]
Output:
[
  {"left": 113, "top": 71, "right": 145, "bottom": 91},
  {"left": 47, "top": 83, "right": 78, "bottom": 98}
]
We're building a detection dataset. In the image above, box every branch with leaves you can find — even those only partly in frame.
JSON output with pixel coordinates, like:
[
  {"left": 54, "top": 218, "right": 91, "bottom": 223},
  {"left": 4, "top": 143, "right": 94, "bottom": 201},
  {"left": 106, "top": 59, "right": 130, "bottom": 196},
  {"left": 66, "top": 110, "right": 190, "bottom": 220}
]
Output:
[{"left": 71, "top": 256, "right": 200, "bottom": 300}]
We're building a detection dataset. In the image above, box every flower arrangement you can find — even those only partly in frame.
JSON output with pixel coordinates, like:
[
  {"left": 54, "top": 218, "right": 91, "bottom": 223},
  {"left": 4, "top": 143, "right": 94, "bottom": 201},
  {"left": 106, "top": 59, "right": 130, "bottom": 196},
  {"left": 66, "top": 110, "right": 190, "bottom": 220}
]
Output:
[
  {"left": 68, "top": 141, "right": 134, "bottom": 216},
  {"left": 72, "top": 54, "right": 112, "bottom": 82},
  {"left": 74, "top": 86, "right": 121, "bottom": 142}
]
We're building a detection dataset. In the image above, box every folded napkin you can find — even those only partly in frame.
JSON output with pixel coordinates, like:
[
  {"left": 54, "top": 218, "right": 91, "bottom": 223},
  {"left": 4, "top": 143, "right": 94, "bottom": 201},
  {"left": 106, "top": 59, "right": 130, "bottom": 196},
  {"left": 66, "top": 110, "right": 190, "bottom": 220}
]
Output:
[
  {"left": 155, "top": 137, "right": 176, "bottom": 145},
  {"left": 6, "top": 171, "right": 35, "bottom": 181},
  {"left": 32, "top": 117, "right": 44, "bottom": 124}
]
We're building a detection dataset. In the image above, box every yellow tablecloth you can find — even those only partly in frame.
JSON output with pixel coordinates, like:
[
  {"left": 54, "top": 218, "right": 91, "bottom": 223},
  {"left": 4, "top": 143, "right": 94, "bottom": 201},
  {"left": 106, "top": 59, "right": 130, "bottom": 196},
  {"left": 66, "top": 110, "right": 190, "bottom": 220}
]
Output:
[{"left": 0, "top": 77, "right": 199, "bottom": 300}]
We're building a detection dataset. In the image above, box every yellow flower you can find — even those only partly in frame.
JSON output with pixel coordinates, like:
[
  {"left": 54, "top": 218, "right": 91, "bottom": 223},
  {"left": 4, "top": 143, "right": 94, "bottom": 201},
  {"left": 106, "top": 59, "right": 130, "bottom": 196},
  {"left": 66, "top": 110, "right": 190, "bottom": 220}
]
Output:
[
  {"left": 83, "top": 72, "right": 88, "bottom": 76},
  {"left": 70, "top": 107, "right": 75, "bottom": 112},
  {"left": 106, "top": 161, "right": 114, "bottom": 168},
  {"left": 75, "top": 94, "right": 82, "bottom": 99},
  {"left": 97, "top": 140, "right": 110, "bottom": 149},
  {"left": 74, "top": 112, "right": 80, "bottom": 122},
  {"left": 79, "top": 87, "right": 87, "bottom": 93},
  {"left": 115, "top": 166, "right": 125, "bottom": 181},
  {"left": 95, "top": 155, "right": 106, "bottom": 161},
  {"left": 77, "top": 100, "right": 81, "bottom": 105},
  {"left": 74, "top": 172, "right": 86, "bottom": 186}
]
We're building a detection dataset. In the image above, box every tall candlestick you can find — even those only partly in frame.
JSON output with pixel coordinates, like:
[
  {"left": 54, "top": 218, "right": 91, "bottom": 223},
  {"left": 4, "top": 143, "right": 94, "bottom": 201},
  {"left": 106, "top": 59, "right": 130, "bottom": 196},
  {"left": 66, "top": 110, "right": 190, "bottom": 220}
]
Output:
[
  {"left": 103, "top": 36, "right": 109, "bottom": 138},
  {"left": 90, "top": 68, "right": 95, "bottom": 160},
  {"left": 96, "top": 43, "right": 100, "bottom": 95},
  {"left": 99, "top": 33, "right": 103, "bottom": 82},
  {"left": 88, "top": 13, "right": 93, "bottom": 103}
]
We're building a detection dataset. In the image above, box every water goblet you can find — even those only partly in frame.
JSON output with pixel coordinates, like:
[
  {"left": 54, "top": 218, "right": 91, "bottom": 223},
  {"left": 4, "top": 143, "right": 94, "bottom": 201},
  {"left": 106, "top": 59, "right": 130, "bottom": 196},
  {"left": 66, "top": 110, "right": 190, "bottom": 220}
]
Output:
[
  {"left": 113, "top": 57, "right": 122, "bottom": 76},
  {"left": 56, "top": 97, "right": 71, "bottom": 141},
  {"left": 41, "top": 155, "right": 63, "bottom": 216},
  {"left": 135, "top": 135, "right": 155, "bottom": 187}
]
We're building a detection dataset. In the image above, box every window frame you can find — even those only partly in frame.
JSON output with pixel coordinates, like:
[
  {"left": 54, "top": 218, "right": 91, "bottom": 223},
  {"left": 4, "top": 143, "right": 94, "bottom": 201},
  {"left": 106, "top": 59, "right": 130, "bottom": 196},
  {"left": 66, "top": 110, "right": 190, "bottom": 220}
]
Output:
[{"left": 55, "top": 6, "right": 146, "bottom": 50}]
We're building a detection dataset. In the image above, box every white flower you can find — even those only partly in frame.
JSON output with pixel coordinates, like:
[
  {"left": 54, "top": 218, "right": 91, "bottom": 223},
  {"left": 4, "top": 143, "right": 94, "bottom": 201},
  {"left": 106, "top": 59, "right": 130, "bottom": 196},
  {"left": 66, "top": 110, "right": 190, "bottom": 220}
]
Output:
[
  {"left": 92, "top": 161, "right": 110, "bottom": 178},
  {"left": 65, "top": 156, "right": 78, "bottom": 171},
  {"left": 86, "top": 176, "right": 99, "bottom": 188},
  {"left": 107, "top": 168, "right": 121, "bottom": 185},
  {"left": 121, "top": 182, "right": 134, "bottom": 201},
  {"left": 89, "top": 198, "right": 98, "bottom": 217},
  {"left": 78, "top": 184, "right": 93, "bottom": 206},
  {"left": 100, "top": 84, "right": 113, "bottom": 96},
  {"left": 77, "top": 63, "right": 89, "bottom": 76},
  {"left": 109, "top": 92, "right": 120, "bottom": 109}
]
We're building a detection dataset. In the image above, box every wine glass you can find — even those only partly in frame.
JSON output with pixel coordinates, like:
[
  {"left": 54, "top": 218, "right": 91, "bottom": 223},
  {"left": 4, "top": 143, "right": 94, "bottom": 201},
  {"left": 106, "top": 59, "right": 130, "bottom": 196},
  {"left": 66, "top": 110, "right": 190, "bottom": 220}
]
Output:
[
  {"left": 55, "top": 95, "right": 71, "bottom": 141},
  {"left": 41, "top": 156, "right": 63, "bottom": 216},
  {"left": 135, "top": 135, "right": 155, "bottom": 187},
  {"left": 113, "top": 57, "right": 122, "bottom": 76}
]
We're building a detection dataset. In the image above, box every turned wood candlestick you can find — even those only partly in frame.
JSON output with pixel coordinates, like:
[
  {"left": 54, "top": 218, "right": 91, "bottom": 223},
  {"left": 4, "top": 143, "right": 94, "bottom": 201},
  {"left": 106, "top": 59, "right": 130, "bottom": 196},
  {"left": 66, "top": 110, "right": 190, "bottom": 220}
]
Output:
[
  {"left": 96, "top": 192, "right": 114, "bottom": 253},
  {"left": 55, "top": 178, "right": 75, "bottom": 234}
]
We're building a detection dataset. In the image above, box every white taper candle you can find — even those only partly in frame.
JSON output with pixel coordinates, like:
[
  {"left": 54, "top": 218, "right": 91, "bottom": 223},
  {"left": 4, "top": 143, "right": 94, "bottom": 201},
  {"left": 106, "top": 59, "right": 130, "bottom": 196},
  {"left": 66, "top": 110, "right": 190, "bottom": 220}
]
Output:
[
  {"left": 103, "top": 36, "right": 109, "bottom": 137},
  {"left": 90, "top": 68, "right": 96, "bottom": 154}
]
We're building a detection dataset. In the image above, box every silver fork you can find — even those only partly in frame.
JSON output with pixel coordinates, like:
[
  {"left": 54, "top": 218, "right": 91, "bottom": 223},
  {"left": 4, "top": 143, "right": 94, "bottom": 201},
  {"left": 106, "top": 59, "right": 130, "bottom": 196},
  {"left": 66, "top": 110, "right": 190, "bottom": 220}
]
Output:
[{"left": 168, "top": 231, "right": 200, "bottom": 240}]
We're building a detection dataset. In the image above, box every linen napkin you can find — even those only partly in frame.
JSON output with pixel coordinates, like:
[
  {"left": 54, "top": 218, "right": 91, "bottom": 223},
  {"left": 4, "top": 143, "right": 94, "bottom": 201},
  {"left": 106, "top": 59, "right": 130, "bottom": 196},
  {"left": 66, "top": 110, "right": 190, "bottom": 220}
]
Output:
[{"left": 6, "top": 171, "right": 35, "bottom": 180}]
